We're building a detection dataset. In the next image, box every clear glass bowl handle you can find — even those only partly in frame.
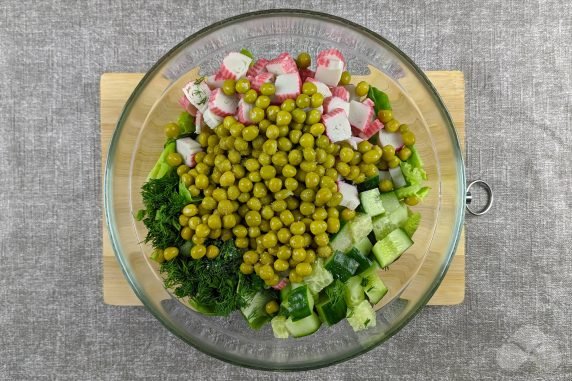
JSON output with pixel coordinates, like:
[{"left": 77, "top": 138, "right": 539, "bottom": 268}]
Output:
[{"left": 465, "top": 180, "right": 494, "bottom": 216}]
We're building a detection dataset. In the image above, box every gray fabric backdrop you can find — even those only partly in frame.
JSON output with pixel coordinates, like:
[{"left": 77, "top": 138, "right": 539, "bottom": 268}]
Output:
[{"left": 0, "top": 1, "right": 570, "bottom": 380}]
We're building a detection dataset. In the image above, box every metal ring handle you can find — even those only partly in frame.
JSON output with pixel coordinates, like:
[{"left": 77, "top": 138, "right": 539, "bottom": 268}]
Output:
[{"left": 465, "top": 180, "right": 493, "bottom": 216}]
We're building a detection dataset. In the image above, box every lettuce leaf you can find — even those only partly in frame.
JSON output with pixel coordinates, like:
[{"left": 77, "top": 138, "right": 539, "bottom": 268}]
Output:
[{"left": 367, "top": 86, "right": 392, "bottom": 114}]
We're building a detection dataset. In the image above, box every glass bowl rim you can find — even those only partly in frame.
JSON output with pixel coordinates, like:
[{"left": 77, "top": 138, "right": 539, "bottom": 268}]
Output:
[{"left": 104, "top": 8, "right": 466, "bottom": 371}]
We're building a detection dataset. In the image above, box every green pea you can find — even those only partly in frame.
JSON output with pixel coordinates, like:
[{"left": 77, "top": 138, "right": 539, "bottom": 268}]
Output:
[
  {"left": 266, "top": 105, "right": 280, "bottom": 122},
  {"left": 296, "top": 52, "right": 311, "bottom": 69},
  {"left": 302, "top": 82, "right": 317, "bottom": 96},
  {"left": 299, "top": 133, "right": 315, "bottom": 148},
  {"left": 276, "top": 111, "right": 292, "bottom": 126},
  {"left": 288, "top": 149, "right": 303, "bottom": 165},
  {"left": 222, "top": 79, "right": 236, "bottom": 96},
  {"left": 282, "top": 164, "right": 297, "bottom": 178},
  {"left": 235, "top": 78, "right": 251, "bottom": 94},
  {"left": 249, "top": 107, "right": 265, "bottom": 123},
  {"left": 295, "top": 94, "right": 311, "bottom": 109},
  {"left": 355, "top": 81, "right": 369, "bottom": 97},
  {"left": 385, "top": 119, "right": 400, "bottom": 133},
  {"left": 255, "top": 95, "right": 271, "bottom": 109},
  {"left": 310, "top": 93, "right": 324, "bottom": 108},
  {"left": 242, "top": 126, "right": 259, "bottom": 141},
  {"left": 260, "top": 82, "right": 276, "bottom": 96},
  {"left": 398, "top": 147, "right": 412, "bottom": 161},
  {"left": 260, "top": 165, "right": 277, "bottom": 180},
  {"left": 339, "top": 71, "right": 351, "bottom": 85},
  {"left": 291, "top": 108, "right": 307, "bottom": 124},
  {"left": 262, "top": 139, "right": 278, "bottom": 155},
  {"left": 305, "top": 109, "right": 322, "bottom": 125},
  {"left": 304, "top": 172, "right": 320, "bottom": 188},
  {"left": 402, "top": 131, "right": 416, "bottom": 146},
  {"left": 277, "top": 137, "right": 292, "bottom": 152},
  {"left": 280, "top": 99, "right": 296, "bottom": 112},
  {"left": 244, "top": 89, "right": 258, "bottom": 104},
  {"left": 289, "top": 129, "right": 302, "bottom": 144},
  {"left": 377, "top": 109, "right": 393, "bottom": 123}
]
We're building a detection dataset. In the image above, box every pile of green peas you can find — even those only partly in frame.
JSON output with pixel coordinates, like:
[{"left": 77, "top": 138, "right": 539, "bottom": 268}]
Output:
[
  {"left": 375, "top": 109, "right": 418, "bottom": 205},
  {"left": 161, "top": 52, "right": 417, "bottom": 287}
]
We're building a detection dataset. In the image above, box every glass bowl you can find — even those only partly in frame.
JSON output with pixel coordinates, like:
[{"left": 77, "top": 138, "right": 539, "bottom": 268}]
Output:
[{"left": 104, "top": 9, "right": 465, "bottom": 371}]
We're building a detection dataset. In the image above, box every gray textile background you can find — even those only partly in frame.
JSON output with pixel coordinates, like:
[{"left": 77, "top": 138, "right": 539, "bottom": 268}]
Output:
[{"left": 0, "top": 0, "right": 570, "bottom": 379}]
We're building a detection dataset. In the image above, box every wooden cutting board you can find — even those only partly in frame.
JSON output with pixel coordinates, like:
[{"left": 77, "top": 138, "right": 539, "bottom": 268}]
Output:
[{"left": 100, "top": 71, "right": 466, "bottom": 306}]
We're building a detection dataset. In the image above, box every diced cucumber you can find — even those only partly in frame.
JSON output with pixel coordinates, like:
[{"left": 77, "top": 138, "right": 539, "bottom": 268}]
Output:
[
  {"left": 280, "top": 283, "right": 292, "bottom": 301},
  {"left": 372, "top": 202, "right": 409, "bottom": 241},
  {"left": 271, "top": 316, "right": 289, "bottom": 339},
  {"left": 344, "top": 275, "right": 365, "bottom": 307},
  {"left": 401, "top": 210, "right": 421, "bottom": 237},
  {"left": 357, "top": 175, "right": 380, "bottom": 192},
  {"left": 378, "top": 170, "right": 391, "bottom": 182},
  {"left": 361, "top": 264, "right": 388, "bottom": 304},
  {"left": 287, "top": 285, "right": 314, "bottom": 321},
  {"left": 345, "top": 247, "right": 373, "bottom": 275},
  {"left": 379, "top": 191, "right": 401, "bottom": 214},
  {"left": 353, "top": 236, "right": 373, "bottom": 257},
  {"left": 372, "top": 214, "right": 396, "bottom": 241},
  {"left": 389, "top": 203, "right": 409, "bottom": 226},
  {"left": 368, "top": 231, "right": 377, "bottom": 245},
  {"left": 285, "top": 313, "right": 322, "bottom": 338},
  {"left": 304, "top": 259, "right": 334, "bottom": 294},
  {"left": 349, "top": 213, "right": 373, "bottom": 242},
  {"left": 372, "top": 228, "right": 413, "bottom": 268},
  {"left": 325, "top": 251, "right": 360, "bottom": 282},
  {"left": 359, "top": 188, "right": 385, "bottom": 217},
  {"left": 316, "top": 293, "right": 348, "bottom": 326},
  {"left": 240, "top": 291, "right": 273, "bottom": 329},
  {"left": 330, "top": 222, "right": 353, "bottom": 253},
  {"left": 395, "top": 184, "right": 421, "bottom": 200},
  {"left": 346, "top": 300, "right": 377, "bottom": 332}
]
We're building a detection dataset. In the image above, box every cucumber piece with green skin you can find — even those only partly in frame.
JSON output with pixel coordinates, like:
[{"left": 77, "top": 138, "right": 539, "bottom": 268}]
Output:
[
  {"left": 349, "top": 213, "right": 373, "bottom": 243},
  {"left": 368, "top": 230, "right": 377, "bottom": 245},
  {"left": 330, "top": 222, "right": 353, "bottom": 253},
  {"left": 372, "top": 228, "right": 413, "bottom": 268},
  {"left": 372, "top": 214, "right": 396, "bottom": 241},
  {"left": 287, "top": 285, "right": 314, "bottom": 321},
  {"left": 344, "top": 275, "right": 365, "bottom": 307},
  {"left": 361, "top": 263, "right": 388, "bottom": 304},
  {"left": 240, "top": 291, "right": 274, "bottom": 329},
  {"left": 372, "top": 203, "right": 409, "bottom": 241},
  {"left": 285, "top": 312, "right": 322, "bottom": 338},
  {"left": 353, "top": 236, "right": 373, "bottom": 256},
  {"left": 304, "top": 259, "right": 334, "bottom": 294},
  {"left": 389, "top": 203, "right": 408, "bottom": 226},
  {"left": 316, "top": 293, "right": 348, "bottom": 326},
  {"left": 347, "top": 300, "right": 377, "bottom": 332},
  {"left": 359, "top": 188, "right": 385, "bottom": 217},
  {"left": 357, "top": 175, "right": 380, "bottom": 192},
  {"left": 345, "top": 247, "right": 373, "bottom": 275},
  {"left": 280, "top": 283, "right": 292, "bottom": 301},
  {"left": 379, "top": 191, "right": 401, "bottom": 214},
  {"left": 271, "top": 316, "right": 289, "bottom": 339},
  {"left": 324, "top": 251, "right": 360, "bottom": 282}
]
